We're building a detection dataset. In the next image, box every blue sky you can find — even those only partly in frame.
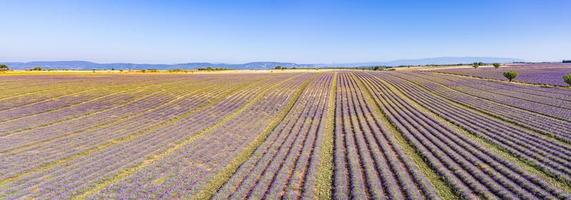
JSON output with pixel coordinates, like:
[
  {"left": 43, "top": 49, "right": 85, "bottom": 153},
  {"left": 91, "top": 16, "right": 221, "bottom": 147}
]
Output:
[{"left": 0, "top": 0, "right": 569, "bottom": 64}]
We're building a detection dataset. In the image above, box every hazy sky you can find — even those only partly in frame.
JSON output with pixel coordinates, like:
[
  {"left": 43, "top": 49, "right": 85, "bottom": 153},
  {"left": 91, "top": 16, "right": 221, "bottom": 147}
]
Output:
[{"left": 1, "top": 0, "right": 570, "bottom": 64}]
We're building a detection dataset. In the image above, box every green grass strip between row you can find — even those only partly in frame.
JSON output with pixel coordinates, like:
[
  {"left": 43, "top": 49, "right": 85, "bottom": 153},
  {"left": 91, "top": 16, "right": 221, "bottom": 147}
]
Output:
[{"left": 315, "top": 72, "right": 337, "bottom": 200}]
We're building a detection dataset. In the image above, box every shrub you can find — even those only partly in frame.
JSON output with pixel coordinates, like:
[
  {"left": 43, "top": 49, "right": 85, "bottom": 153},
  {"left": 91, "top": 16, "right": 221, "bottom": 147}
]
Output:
[
  {"left": 29, "top": 66, "right": 43, "bottom": 71},
  {"left": 197, "top": 67, "right": 226, "bottom": 71},
  {"left": 503, "top": 71, "right": 518, "bottom": 82},
  {"left": 0, "top": 64, "right": 9, "bottom": 71},
  {"left": 493, "top": 63, "right": 501, "bottom": 69},
  {"left": 563, "top": 73, "right": 571, "bottom": 86}
]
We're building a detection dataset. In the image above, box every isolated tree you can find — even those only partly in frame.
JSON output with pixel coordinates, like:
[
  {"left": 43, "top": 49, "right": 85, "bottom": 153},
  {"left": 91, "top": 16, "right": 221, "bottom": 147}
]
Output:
[
  {"left": 563, "top": 73, "right": 571, "bottom": 86},
  {"left": 503, "top": 71, "right": 518, "bottom": 82},
  {"left": 472, "top": 62, "right": 480, "bottom": 69},
  {"left": 493, "top": 63, "right": 501, "bottom": 69},
  {"left": 274, "top": 66, "right": 283, "bottom": 70},
  {"left": 0, "top": 64, "right": 9, "bottom": 71}
]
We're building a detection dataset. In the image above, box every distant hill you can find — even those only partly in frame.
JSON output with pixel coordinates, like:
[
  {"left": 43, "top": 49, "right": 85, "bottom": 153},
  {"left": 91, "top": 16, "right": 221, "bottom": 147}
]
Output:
[
  {"left": 2, "top": 57, "right": 524, "bottom": 70},
  {"left": 324, "top": 57, "right": 525, "bottom": 67}
]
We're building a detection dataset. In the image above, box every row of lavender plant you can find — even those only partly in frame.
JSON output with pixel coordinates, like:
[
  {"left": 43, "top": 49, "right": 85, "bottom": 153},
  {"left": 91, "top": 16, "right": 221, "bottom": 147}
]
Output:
[
  {"left": 0, "top": 73, "right": 304, "bottom": 199},
  {"left": 395, "top": 72, "right": 571, "bottom": 143},
  {"left": 0, "top": 76, "right": 182, "bottom": 122},
  {"left": 373, "top": 72, "right": 571, "bottom": 184},
  {"left": 78, "top": 73, "right": 311, "bottom": 200},
  {"left": 333, "top": 72, "right": 439, "bottom": 200},
  {"left": 0, "top": 74, "right": 182, "bottom": 110},
  {"left": 356, "top": 72, "right": 568, "bottom": 199},
  {"left": 0, "top": 75, "right": 269, "bottom": 178},
  {"left": 436, "top": 64, "right": 571, "bottom": 86},
  {"left": 0, "top": 80, "right": 174, "bottom": 133},
  {"left": 0, "top": 76, "right": 102, "bottom": 99},
  {"left": 213, "top": 73, "right": 331, "bottom": 200},
  {"left": 0, "top": 76, "right": 220, "bottom": 135},
  {"left": 430, "top": 73, "right": 571, "bottom": 100},
  {"left": 426, "top": 72, "right": 571, "bottom": 110}
]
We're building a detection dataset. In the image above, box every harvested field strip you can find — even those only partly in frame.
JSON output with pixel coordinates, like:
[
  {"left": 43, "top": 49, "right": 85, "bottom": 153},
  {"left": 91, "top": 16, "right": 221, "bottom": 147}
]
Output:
[
  {"left": 391, "top": 72, "right": 571, "bottom": 143},
  {"left": 356, "top": 72, "right": 569, "bottom": 199},
  {"left": 373, "top": 72, "right": 571, "bottom": 186},
  {"left": 69, "top": 74, "right": 308, "bottom": 200}
]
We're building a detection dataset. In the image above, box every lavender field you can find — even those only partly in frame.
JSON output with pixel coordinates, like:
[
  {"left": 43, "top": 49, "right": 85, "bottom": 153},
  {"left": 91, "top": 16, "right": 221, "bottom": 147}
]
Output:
[
  {"left": 436, "top": 63, "right": 571, "bottom": 86},
  {"left": 0, "top": 69, "right": 570, "bottom": 199}
]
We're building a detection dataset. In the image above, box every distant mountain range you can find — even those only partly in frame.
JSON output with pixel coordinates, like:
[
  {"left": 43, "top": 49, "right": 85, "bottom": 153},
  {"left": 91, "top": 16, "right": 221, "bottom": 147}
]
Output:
[
  {"left": 2, "top": 57, "right": 524, "bottom": 70},
  {"left": 328, "top": 57, "right": 525, "bottom": 67}
]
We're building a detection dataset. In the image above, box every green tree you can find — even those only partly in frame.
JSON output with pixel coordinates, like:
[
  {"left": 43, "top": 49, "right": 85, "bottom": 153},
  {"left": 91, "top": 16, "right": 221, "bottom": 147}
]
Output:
[
  {"left": 472, "top": 62, "right": 480, "bottom": 69},
  {"left": 493, "top": 63, "right": 501, "bottom": 69},
  {"left": 0, "top": 64, "right": 9, "bottom": 71},
  {"left": 503, "top": 71, "right": 518, "bottom": 82},
  {"left": 274, "top": 66, "right": 283, "bottom": 70},
  {"left": 563, "top": 73, "right": 571, "bottom": 86}
]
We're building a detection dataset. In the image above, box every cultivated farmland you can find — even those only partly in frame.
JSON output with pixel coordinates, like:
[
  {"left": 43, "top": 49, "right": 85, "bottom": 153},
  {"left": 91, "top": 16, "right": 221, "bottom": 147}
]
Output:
[
  {"left": 0, "top": 68, "right": 570, "bottom": 199},
  {"left": 437, "top": 63, "right": 571, "bottom": 86}
]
